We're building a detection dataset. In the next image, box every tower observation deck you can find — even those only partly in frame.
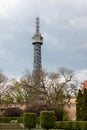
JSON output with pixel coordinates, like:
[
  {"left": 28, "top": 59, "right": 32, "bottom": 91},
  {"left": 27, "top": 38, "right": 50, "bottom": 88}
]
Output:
[{"left": 32, "top": 17, "right": 43, "bottom": 73}]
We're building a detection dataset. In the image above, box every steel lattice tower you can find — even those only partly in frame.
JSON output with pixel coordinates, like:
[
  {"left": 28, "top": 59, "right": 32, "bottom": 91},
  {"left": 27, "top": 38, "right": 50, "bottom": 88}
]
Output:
[{"left": 32, "top": 17, "right": 43, "bottom": 73}]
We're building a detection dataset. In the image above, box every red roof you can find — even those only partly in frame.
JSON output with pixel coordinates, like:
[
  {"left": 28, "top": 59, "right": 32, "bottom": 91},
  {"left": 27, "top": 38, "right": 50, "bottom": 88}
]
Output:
[{"left": 83, "top": 80, "right": 87, "bottom": 89}]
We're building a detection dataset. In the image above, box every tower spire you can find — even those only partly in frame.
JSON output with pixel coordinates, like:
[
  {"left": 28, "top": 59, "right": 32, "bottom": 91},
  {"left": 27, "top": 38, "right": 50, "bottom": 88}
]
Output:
[{"left": 36, "top": 17, "right": 40, "bottom": 34}]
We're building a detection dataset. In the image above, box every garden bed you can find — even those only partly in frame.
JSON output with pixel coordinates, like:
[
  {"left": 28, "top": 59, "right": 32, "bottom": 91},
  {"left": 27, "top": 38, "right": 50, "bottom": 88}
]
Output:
[{"left": 0, "top": 123, "right": 24, "bottom": 129}]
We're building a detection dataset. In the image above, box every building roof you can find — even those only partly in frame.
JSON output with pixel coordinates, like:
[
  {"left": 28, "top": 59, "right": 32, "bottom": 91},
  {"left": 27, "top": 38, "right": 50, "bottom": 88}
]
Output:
[{"left": 83, "top": 80, "right": 87, "bottom": 89}]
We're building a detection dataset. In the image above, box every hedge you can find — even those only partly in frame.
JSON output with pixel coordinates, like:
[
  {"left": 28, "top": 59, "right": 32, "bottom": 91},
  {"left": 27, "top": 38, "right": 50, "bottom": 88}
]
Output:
[
  {"left": 24, "top": 113, "right": 37, "bottom": 129},
  {"left": 0, "top": 117, "right": 23, "bottom": 123},
  {"left": 55, "top": 121, "right": 87, "bottom": 130},
  {"left": 40, "top": 111, "right": 55, "bottom": 129}
]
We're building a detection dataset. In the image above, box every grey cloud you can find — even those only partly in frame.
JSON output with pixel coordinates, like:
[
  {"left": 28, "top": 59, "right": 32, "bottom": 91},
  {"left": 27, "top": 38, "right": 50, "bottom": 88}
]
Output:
[{"left": 0, "top": 0, "right": 87, "bottom": 81}]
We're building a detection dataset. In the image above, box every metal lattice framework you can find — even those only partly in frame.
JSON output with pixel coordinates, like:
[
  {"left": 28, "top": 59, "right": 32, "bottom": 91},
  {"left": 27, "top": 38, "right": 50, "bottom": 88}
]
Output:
[{"left": 32, "top": 17, "right": 43, "bottom": 73}]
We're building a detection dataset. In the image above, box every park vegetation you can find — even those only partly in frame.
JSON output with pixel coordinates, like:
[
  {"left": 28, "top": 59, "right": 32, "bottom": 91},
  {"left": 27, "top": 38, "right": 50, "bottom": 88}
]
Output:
[
  {"left": 76, "top": 88, "right": 87, "bottom": 120},
  {"left": 40, "top": 111, "right": 55, "bottom": 129},
  {"left": 24, "top": 113, "right": 37, "bottom": 129},
  {"left": 0, "top": 67, "right": 87, "bottom": 130},
  {"left": 0, "top": 67, "right": 79, "bottom": 120}
]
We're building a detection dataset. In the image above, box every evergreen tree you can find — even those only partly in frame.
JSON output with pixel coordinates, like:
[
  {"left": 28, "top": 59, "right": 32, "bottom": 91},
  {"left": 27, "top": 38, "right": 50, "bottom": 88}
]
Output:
[
  {"left": 76, "top": 89, "right": 83, "bottom": 120},
  {"left": 76, "top": 88, "right": 87, "bottom": 120},
  {"left": 81, "top": 89, "right": 87, "bottom": 120}
]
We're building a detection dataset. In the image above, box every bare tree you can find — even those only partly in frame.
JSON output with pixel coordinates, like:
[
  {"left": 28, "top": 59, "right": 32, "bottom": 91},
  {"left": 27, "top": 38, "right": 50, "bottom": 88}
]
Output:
[
  {"left": 48, "top": 68, "right": 78, "bottom": 104},
  {"left": 0, "top": 70, "right": 8, "bottom": 105},
  {"left": 2, "top": 68, "right": 78, "bottom": 111}
]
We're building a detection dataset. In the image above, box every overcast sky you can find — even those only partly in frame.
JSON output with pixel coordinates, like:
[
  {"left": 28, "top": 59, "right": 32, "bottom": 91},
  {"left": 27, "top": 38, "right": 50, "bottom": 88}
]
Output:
[{"left": 0, "top": 0, "right": 87, "bottom": 81}]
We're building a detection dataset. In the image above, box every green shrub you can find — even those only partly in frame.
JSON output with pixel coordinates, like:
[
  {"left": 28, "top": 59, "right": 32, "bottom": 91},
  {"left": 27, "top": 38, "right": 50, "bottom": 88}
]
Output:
[
  {"left": 40, "top": 111, "right": 55, "bottom": 129},
  {"left": 23, "top": 113, "right": 37, "bottom": 129},
  {"left": 54, "top": 121, "right": 63, "bottom": 129},
  {"left": 54, "top": 105, "right": 68, "bottom": 121},
  {"left": 77, "top": 121, "right": 87, "bottom": 130},
  {"left": 0, "top": 117, "right": 23, "bottom": 123},
  {"left": 55, "top": 121, "right": 70, "bottom": 129},
  {"left": 36, "top": 116, "right": 40, "bottom": 124},
  {"left": 55, "top": 121, "right": 87, "bottom": 130},
  {"left": 36, "top": 116, "right": 40, "bottom": 128}
]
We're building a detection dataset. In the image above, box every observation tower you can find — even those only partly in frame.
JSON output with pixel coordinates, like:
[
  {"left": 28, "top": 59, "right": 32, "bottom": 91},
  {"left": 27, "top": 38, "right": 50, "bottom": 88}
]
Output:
[{"left": 32, "top": 17, "right": 43, "bottom": 73}]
